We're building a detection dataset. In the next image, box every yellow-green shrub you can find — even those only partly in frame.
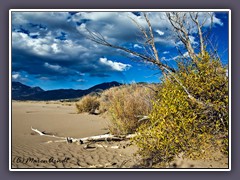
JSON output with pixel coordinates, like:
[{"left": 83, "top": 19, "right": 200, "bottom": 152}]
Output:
[
  {"left": 100, "top": 84, "right": 157, "bottom": 135},
  {"left": 133, "top": 53, "right": 228, "bottom": 166},
  {"left": 76, "top": 95, "right": 100, "bottom": 114}
]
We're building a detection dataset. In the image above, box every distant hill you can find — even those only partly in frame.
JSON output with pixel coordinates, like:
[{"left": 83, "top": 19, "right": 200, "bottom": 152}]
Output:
[
  {"left": 12, "top": 81, "right": 122, "bottom": 101},
  {"left": 12, "top": 82, "right": 44, "bottom": 100}
]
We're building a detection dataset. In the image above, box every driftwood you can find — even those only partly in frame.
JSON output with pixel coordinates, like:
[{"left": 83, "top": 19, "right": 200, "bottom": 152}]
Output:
[
  {"left": 79, "top": 134, "right": 135, "bottom": 144},
  {"left": 31, "top": 127, "right": 136, "bottom": 144},
  {"left": 31, "top": 127, "right": 65, "bottom": 139}
]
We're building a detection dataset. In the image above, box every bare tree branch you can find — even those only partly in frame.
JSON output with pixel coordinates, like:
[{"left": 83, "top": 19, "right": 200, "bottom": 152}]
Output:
[
  {"left": 86, "top": 15, "right": 176, "bottom": 73},
  {"left": 86, "top": 12, "right": 217, "bottom": 109},
  {"left": 190, "top": 12, "right": 204, "bottom": 57},
  {"left": 203, "top": 12, "right": 214, "bottom": 42},
  {"left": 143, "top": 13, "right": 161, "bottom": 64},
  {"left": 166, "top": 12, "right": 197, "bottom": 62}
]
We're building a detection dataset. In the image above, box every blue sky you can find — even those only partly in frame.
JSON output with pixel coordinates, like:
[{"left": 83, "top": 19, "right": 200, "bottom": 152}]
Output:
[{"left": 11, "top": 11, "right": 229, "bottom": 90}]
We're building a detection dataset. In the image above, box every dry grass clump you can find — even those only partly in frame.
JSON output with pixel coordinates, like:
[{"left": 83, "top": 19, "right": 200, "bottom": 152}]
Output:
[
  {"left": 75, "top": 83, "right": 158, "bottom": 134},
  {"left": 99, "top": 83, "right": 158, "bottom": 135},
  {"left": 75, "top": 95, "right": 100, "bottom": 114}
]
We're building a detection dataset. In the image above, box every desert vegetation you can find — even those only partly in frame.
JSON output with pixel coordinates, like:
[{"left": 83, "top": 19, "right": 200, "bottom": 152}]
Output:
[
  {"left": 76, "top": 55, "right": 228, "bottom": 166},
  {"left": 99, "top": 83, "right": 158, "bottom": 134},
  {"left": 133, "top": 52, "right": 228, "bottom": 166},
  {"left": 76, "top": 12, "right": 229, "bottom": 167},
  {"left": 76, "top": 83, "right": 158, "bottom": 134},
  {"left": 76, "top": 95, "right": 100, "bottom": 114}
]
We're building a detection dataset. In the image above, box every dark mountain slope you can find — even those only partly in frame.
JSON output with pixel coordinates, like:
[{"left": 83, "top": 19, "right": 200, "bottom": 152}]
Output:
[{"left": 12, "top": 81, "right": 122, "bottom": 101}]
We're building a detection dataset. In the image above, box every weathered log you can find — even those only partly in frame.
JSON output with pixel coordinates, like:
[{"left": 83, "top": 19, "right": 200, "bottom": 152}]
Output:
[{"left": 31, "top": 127, "right": 136, "bottom": 144}]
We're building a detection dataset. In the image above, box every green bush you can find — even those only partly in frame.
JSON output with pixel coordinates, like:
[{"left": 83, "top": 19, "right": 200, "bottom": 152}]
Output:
[
  {"left": 133, "top": 53, "right": 228, "bottom": 166},
  {"left": 76, "top": 95, "right": 100, "bottom": 114}
]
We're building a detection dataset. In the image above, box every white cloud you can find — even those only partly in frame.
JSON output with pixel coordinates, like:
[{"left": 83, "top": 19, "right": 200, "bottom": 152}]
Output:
[
  {"left": 12, "top": 32, "right": 51, "bottom": 56},
  {"left": 183, "top": 52, "right": 189, "bottom": 57},
  {"left": 99, "top": 58, "right": 131, "bottom": 71},
  {"left": 76, "top": 79, "right": 86, "bottom": 82},
  {"left": 133, "top": 44, "right": 142, "bottom": 49},
  {"left": 12, "top": 73, "right": 20, "bottom": 80},
  {"left": 76, "top": 23, "right": 87, "bottom": 33},
  {"left": 78, "top": 72, "right": 85, "bottom": 76},
  {"left": 12, "top": 31, "right": 88, "bottom": 59},
  {"left": 12, "top": 12, "right": 70, "bottom": 27},
  {"left": 199, "top": 12, "right": 223, "bottom": 27},
  {"left": 51, "top": 43, "right": 60, "bottom": 54},
  {"left": 161, "top": 57, "right": 166, "bottom": 61},
  {"left": 12, "top": 72, "right": 29, "bottom": 82},
  {"left": 213, "top": 16, "right": 223, "bottom": 26},
  {"left": 39, "top": 77, "right": 49, "bottom": 81},
  {"left": 73, "top": 12, "right": 117, "bottom": 22},
  {"left": 163, "top": 51, "right": 169, "bottom": 54},
  {"left": 44, "top": 62, "right": 61, "bottom": 71},
  {"left": 171, "top": 51, "right": 190, "bottom": 61},
  {"left": 189, "top": 35, "right": 198, "bottom": 45},
  {"left": 160, "top": 56, "right": 175, "bottom": 62},
  {"left": 176, "top": 35, "right": 198, "bottom": 47},
  {"left": 29, "top": 32, "right": 40, "bottom": 36},
  {"left": 156, "top": 29, "right": 164, "bottom": 36}
]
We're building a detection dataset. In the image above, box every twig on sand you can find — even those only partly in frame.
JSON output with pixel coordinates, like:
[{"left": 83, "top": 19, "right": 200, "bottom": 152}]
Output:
[{"left": 31, "top": 127, "right": 65, "bottom": 139}]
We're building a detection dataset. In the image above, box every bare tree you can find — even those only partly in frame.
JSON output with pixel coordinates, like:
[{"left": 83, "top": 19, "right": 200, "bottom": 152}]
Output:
[
  {"left": 86, "top": 13, "right": 176, "bottom": 75},
  {"left": 86, "top": 12, "right": 215, "bottom": 108},
  {"left": 166, "top": 12, "right": 197, "bottom": 61},
  {"left": 166, "top": 12, "right": 214, "bottom": 60}
]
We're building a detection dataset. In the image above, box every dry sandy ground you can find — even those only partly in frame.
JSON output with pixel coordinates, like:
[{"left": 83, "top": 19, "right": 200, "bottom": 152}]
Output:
[
  {"left": 11, "top": 101, "right": 139, "bottom": 169},
  {"left": 11, "top": 101, "right": 228, "bottom": 169}
]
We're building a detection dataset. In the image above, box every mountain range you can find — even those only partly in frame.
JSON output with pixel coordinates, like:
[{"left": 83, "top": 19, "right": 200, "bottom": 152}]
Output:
[{"left": 12, "top": 81, "right": 122, "bottom": 101}]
